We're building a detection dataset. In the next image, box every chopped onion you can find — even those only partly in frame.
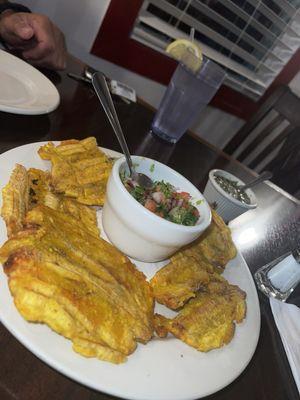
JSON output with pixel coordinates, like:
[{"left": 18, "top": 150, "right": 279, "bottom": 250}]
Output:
[{"left": 152, "top": 191, "right": 164, "bottom": 204}]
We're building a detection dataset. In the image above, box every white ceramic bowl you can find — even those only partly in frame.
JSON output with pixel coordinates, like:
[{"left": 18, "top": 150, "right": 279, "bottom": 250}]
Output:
[
  {"left": 204, "top": 169, "right": 257, "bottom": 222},
  {"left": 102, "top": 156, "right": 212, "bottom": 262}
]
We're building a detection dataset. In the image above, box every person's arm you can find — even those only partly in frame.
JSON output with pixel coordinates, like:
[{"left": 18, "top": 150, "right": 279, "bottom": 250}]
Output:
[{"left": 0, "top": 1, "right": 66, "bottom": 70}]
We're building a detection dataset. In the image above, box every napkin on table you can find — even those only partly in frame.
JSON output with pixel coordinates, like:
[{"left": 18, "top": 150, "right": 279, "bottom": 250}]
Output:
[{"left": 270, "top": 298, "right": 300, "bottom": 394}]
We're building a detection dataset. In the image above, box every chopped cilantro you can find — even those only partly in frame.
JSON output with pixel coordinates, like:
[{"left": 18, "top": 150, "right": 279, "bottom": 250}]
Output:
[
  {"left": 130, "top": 185, "right": 145, "bottom": 203},
  {"left": 156, "top": 203, "right": 169, "bottom": 218},
  {"left": 182, "top": 212, "right": 198, "bottom": 226},
  {"left": 168, "top": 206, "right": 198, "bottom": 226},
  {"left": 155, "top": 181, "right": 174, "bottom": 198},
  {"left": 150, "top": 163, "right": 155, "bottom": 173}
]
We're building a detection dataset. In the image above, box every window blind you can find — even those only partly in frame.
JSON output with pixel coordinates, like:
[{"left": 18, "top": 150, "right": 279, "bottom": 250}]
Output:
[{"left": 131, "top": 0, "right": 300, "bottom": 99}]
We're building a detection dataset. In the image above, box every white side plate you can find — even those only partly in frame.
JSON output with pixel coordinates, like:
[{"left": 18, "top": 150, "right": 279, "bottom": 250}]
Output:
[
  {"left": 0, "top": 50, "right": 59, "bottom": 115},
  {"left": 0, "top": 142, "right": 261, "bottom": 400}
]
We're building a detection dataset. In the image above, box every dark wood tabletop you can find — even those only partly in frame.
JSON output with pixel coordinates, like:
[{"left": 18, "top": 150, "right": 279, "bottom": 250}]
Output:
[{"left": 0, "top": 54, "right": 299, "bottom": 400}]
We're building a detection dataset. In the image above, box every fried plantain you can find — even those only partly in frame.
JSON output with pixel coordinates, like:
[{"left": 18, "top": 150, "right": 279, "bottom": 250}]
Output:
[
  {"left": 154, "top": 277, "right": 246, "bottom": 352},
  {"left": 38, "top": 137, "right": 112, "bottom": 206},
  {"left": 1, "top": 164, "right": 29, "bottom": 237},
  {"left": 150, "top": 210, "right": 237, "bottom": 309},
  {"left": 150, "top": 253, "right": 212, "bottom": 309},
  {"left": 182, "top": 210, "right": 237, "bottom": 273},
  {"left": 28, "top": 168, "right": 100, "bottom": 238},
  {"left": 0, "top": 206, "right": 154, "bottom": 363}
]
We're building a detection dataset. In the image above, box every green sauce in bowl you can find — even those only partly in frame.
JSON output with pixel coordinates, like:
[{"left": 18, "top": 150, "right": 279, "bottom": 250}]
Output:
[{"left": 214, "top": 174, "right": 251, "bottom": 205}]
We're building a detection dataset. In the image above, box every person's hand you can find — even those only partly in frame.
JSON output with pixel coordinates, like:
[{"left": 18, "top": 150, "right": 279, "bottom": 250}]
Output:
[{"left": 0, "top": 11, "right": 66, "bottom": 70}]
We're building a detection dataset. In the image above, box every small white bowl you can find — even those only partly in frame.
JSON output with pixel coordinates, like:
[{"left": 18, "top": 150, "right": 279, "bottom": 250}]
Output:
[
  {"left": 102, "top": 156, "right": 212, "bottom": 262},
  {"left": 204, "top": 169, "right": 257, "bottom": 222}
]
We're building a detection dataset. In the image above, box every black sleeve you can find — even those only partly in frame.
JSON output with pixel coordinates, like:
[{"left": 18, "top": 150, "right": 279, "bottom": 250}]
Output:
[{"left": 0, "top": 2, "right": 31, "bottom": 14}]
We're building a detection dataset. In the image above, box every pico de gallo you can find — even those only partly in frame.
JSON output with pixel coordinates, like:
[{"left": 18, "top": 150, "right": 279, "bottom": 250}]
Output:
[{"left": 120, "top": 174, "right": 200, "bottom": 226}]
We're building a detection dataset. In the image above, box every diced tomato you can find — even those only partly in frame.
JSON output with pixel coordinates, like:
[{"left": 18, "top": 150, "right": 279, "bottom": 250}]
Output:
[
  {"left": 144, "top": 199, "right": 157, "bottom": 213},
  {"left": 193, "top": 208, "right": 200, "bottom": 217},
  {"left": 178, "top": 192, "right": 191, "bottom": 200}
]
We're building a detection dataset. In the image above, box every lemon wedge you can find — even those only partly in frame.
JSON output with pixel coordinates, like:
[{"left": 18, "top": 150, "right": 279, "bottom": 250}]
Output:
[{"left": 166, "top": 39, "right": 203, "bottom": 73}]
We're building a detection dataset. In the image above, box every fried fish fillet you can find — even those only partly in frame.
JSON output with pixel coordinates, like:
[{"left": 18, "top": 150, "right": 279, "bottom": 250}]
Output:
[
  {"left": 154, "top": 277, "right": 246, "bottom": 352},
  {"left": 150, "top": 210, "right": 237, "bottom": 309},
  {"left": 1, "top": 164, "right": 29, "bottom": 237},
  {"left": 0, "top": 206, "right": 153, "bottom": 363},
  {"left": 28, "top": 168, "right": 100, "bottom": 238},
  {"left": 38, "top": 137, "right": 112, "bottom": 206}
]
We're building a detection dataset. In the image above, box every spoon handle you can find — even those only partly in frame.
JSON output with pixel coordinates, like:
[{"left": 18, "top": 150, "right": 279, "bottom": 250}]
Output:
[
  {"left": 92, "top": 72, "right": 134, "bottom": 175},
  {"left": 292, "top": 248, "right": 300, "bottom": 263},
  {"left": 242, "top": 171, "right": 273, "bottom": 190}
]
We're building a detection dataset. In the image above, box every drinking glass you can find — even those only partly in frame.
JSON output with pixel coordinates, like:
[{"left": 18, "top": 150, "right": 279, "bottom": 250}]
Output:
[{"left": 151, "top": 58, "right": 226, "bottom": 143}]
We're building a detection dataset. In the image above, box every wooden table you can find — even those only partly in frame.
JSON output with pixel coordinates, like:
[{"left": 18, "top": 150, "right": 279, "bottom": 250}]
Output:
[{"left": 0, "top": 55, "right": 299, "bottom": 400}]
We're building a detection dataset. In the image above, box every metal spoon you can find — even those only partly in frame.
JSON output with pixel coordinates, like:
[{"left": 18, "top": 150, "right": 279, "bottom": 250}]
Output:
[
  {"left": 239, "top": 171, "right": 273, "bottom": 191},
  {"left": 292, "top": 248, "right": 300, "bottom": 263},
  {"left": 84, "top": 66, "right": 97, "bottom": 81},
  {"left": 92, "top": 72, "right": 153, "bottom": 189}
]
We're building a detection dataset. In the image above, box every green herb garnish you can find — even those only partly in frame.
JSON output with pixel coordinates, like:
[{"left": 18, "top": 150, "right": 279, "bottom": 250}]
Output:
[
  {"left": 154, "top": 181, "right": 174, "bottom": 199},
  {"left": 131, "top": 185, "right": 145, "bottom": 203},
  {"left": 150, "top": 163, "right": 155, "bottom": 173}
]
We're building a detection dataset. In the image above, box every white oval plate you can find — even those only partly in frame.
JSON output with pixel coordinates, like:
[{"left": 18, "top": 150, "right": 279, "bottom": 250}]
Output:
[
  {"left": 0, "top": 142, "right": 261, "bottom": 400},
  {"left": 0, "top": 50, "right": 59, "bottom": 115}
]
